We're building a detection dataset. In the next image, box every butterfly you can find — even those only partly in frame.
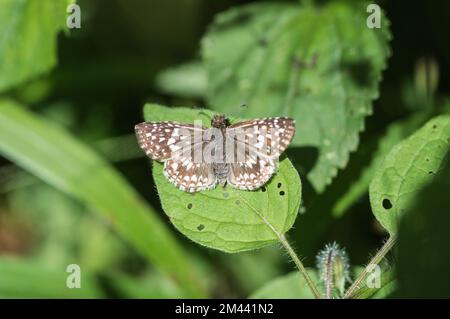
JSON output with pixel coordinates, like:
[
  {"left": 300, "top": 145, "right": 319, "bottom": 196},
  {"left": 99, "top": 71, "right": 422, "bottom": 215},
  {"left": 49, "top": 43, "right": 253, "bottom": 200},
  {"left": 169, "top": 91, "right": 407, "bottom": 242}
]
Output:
[{"left": 135, "top": 114, "right": 295, "bottom": 193}]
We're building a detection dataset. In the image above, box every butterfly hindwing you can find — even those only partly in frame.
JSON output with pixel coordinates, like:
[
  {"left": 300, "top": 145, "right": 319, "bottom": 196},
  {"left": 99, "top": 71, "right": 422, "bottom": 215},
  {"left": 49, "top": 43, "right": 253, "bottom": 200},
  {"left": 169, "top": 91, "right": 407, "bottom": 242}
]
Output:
[
  {"left": 228, "top": 156, "right": 277, "bottom": 190},
  {"left": 164, "top": 159, "right": 217, "bottom": 192}
]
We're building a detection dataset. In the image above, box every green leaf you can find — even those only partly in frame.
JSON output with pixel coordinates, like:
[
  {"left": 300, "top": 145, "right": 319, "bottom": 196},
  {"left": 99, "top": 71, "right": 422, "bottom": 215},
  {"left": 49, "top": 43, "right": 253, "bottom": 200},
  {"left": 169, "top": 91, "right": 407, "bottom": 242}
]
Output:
[
  {"left": 248, "top": 271, "right": 318, "bottom": 299},
  {"left": 396, "top": 162, "right": 450, "bottom": 298},
  {"left": 333, "top": 113, "right": 429, "bottom": 216},
  {"left": 0, "top": 258, "right": 103, "bottom": 298},
  {"left": 202, "top": 1, "right": 391, "bottom": 192},
  {"left": 155, "top": 61, "right": 207, "bottom": 98},
  {"left": 107, "top": 270, "right": 187, "bottom": 299},
  {"left": 144, "top": 104, "right": 302, "bottom": 253},
  {"left": 369, "top": 115, "right": 450, "bottom": 234},
  {"left": 350, "top": 267, "right": 396, "bottom": 299},
  {"left": 223, "top": 247, "right": 284, "bottom": 295},
  {"left": 0, "top": 99, "right": 206, "bottom": 297},
  {"left": 0, "top": 0, "right": 72, "bottom": 92}
]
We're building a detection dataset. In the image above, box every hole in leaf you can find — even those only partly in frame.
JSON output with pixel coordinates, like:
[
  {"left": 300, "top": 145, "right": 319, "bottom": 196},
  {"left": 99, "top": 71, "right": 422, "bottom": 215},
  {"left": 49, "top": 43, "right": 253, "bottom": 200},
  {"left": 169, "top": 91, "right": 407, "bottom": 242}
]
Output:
[
  {"left": 197, "top": 224, "right": 205, "bottom": 231},
  {"left": 187, "top": 203, "right": 193, "bottom": 209},
  {"left": 279, "top": 191, "right": 285, "bottom": 196},
  {"left": 382, "top": 199, "right": 393, "bottom": 210},
  {"left": 223, "top": 192, "right": 229, "bottom": 198},
  {"left": 261, "top": 187, "right": 266, "bottom": 192},
  {"left": 432, "top": 124, "right": 437, "bottom": 129},
  {"left": 235, "top": 200, "right": 240, "bottom": 205},
  {"left": 277, "top": 182, "right": 282, "bottom": 188},
  {"left": 429, "top": 171, "right": 434, "bottom": 175}
]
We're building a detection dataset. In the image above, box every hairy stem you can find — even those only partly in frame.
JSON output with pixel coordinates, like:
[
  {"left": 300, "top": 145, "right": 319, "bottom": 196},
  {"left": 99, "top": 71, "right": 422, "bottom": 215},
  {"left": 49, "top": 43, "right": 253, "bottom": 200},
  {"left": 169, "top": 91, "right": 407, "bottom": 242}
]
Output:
[
  {"left": 325, "top": 251, "right": 332, "bottom": 299},
  {"left": 237, "top": 194, "right": 321, "bottom": 299},
  {"left": 343, "top": 235, "right": 397, "bottom": 299},
  {"left": 279, "top": 234, "right": 322, "bottom": 299}
]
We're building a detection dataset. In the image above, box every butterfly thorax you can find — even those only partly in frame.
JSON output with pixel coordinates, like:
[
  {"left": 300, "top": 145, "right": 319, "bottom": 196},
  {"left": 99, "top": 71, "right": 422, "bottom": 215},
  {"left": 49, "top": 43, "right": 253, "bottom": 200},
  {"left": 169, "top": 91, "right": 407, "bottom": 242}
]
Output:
[
  {"left": 211, "top": 115, "right": 229, "bottom": 185},
  {"left": 211, "top": 114, "right": 229, "bottom": 129}
]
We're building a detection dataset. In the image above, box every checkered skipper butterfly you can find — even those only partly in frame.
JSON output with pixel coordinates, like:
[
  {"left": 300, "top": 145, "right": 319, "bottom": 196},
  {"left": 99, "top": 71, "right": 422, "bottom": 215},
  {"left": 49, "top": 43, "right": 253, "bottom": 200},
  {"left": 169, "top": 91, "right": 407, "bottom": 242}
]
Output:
[{"left": 135, "top": 114, "right": 295, "bottom": 192}]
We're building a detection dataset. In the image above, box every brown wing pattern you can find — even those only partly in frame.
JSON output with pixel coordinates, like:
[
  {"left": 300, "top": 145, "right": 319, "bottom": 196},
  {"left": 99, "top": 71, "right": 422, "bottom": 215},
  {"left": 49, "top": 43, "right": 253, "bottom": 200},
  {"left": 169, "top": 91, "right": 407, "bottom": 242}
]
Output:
[
  {"left": 135, "top": 122, "right": 204, "bottom": 161},
  {"left": 135, "top": 121, "right": 217, "bottom": 192},
  {"left": 228, "top": 157, "right": 276, "bottom": 190},
  {"left": 227, "top": 117, "right": 295, "bottom": 159},
  {"left": 225, "top": 117, "right": 295, "bottom": 190},
  {"left": 163, "top": 159, "right": 217, "bottom": 192}
]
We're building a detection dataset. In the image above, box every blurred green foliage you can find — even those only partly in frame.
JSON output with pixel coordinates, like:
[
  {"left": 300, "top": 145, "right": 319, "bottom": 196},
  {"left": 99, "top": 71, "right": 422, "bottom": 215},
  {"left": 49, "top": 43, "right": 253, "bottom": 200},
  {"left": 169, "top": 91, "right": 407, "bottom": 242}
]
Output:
[
  {"left": 249, "top": 271, "right": 317, "bottom": 299},
  {"left": 0, "top": 0, "right": 70, "bottom": 92},
  {"left": 0, "top": 0, "right": 449, "bottom": 299},
  {"left": 0, "top": 99, "right": 206, "bottom": 297},
  {"left": 202, "top": 1, "right": 391, "bottom": 192}
]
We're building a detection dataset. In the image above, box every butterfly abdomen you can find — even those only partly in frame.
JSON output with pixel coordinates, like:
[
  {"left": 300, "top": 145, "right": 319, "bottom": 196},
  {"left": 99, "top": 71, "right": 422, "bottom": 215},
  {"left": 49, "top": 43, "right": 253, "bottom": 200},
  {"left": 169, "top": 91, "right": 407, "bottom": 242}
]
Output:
[{"left": 213, "top": 163, "right": 229, "bottom": 185}]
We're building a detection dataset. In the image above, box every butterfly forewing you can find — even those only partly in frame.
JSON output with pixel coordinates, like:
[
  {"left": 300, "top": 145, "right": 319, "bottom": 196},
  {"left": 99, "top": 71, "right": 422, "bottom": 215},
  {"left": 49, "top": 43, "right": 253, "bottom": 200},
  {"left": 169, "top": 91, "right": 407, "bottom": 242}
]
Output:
[
  {"left": 225, "top": 117, "right": 295, "bottom": 189},
  {"left": 227, "top": 117, "right": 295, "bottom": 159},
  {"left": 135, "top": 121, "right": 217, "bottom": 192},
  {"left": 135, "top": 122, "right": 204, "bottom": 160}
]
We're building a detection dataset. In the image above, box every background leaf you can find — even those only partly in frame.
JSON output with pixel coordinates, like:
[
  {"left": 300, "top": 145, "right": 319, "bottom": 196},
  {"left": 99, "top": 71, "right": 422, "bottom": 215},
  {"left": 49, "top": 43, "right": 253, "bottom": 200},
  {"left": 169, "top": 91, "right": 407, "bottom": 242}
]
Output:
[
  {"left": 0, "top": 0, "right": 72, "bottom": 92},
  {"left": 396, "top": 162, "right": 450, "bottom": 297},
  {"left": 144, "top": 104, "right": 302, "bottom": 253},
  {"left": 333, "top": 112, "right": 428, "bottom": 216},
  {"left": 0, "top": 257, "right": 103, "bottom": 298},
  {"left": 223, "top": 247, "right": 284, "bottom": 295},
  {"left": 106, "top": 270, "right": 187, "bottom": 299},
  {"left": 155, "top": 61, "right": 207, "bottom": 99},
  {"left": 369, "top": 115, "right": 450, "bottom": 234},
  {"left": 248, "top": 271, "right": 318, "bottom": 299},
  {"left": 0, "top": 99, "right": 206, "bottom": 297},
  {"left": 349, "top": 266, "right": 396, "bottom": 299},
  {"left": 202, "top": 1, "right": 391, "bottom": 192}
]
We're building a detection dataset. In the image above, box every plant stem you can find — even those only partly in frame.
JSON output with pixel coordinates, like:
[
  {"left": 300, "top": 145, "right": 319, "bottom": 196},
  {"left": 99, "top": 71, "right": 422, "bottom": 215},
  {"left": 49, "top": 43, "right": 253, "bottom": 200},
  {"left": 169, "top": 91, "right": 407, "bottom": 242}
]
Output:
[
  {"left": 325, "top": 251, "right": 332, "bottom": 299},
  {"left": 343, "top": 235, "right": 397, "bottom": 299},
  {"left": 237, "top": 194, "right": 321, "bottom": 299},
  {"left": 279, "top": 234, "right": 322, "bottom": 299}
]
